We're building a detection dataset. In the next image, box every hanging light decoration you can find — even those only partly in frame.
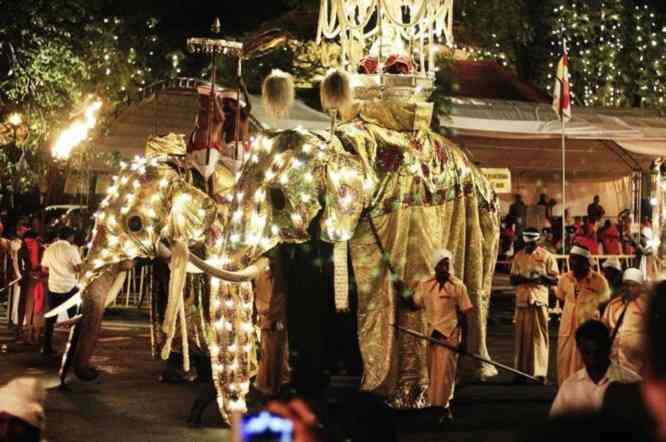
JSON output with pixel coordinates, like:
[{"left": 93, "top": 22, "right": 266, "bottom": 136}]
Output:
[{"left": 317, "top": 0, "right": 454, "bottom": 77}]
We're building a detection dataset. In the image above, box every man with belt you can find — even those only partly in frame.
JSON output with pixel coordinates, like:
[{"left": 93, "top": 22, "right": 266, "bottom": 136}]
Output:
[
  {"left": 602, "top": 268, "right": 647, "bottom": 376},
  {"left": 40, "top": 227, "right": 81, "bottom": 355},
  {"left": 556, "top": 245, "right": 611, "bottom": 385},
  {"left": 404, "top": 249, "right": 474, "bottom": 421},
  {"left": 511, "top": 228, "right": 559, "bottom": 383}
]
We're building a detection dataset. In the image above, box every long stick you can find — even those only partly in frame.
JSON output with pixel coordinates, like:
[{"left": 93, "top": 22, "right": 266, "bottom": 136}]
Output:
[
  {"left": 0, "top": 278, "right": 21, "bottom": 294},
  {"left": 393, "top": 324, "right": 544, "bottom": 383}
]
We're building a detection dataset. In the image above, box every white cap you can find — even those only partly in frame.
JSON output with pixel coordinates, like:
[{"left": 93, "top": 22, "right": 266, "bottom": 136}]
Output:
[
  {"left": 0, "top": 377, "right": 46, "bottom": 430},
  {"left": 622, "top": 268, "right": 643, "bottom": 284},
  {"left": 642, "top": 226, "right": 654, "bottom": 239},
  {"left": 523, "top": 230, "right": 540, "bottom": 243},
  {"left": 432, "top": 248, "right": 453, "bottom": 269},
  {"left": 570, "top": 245, "right": 591, "bottom": 259},
  {"left": 602, "top": 258, "right": 622, "bottom": 272}
]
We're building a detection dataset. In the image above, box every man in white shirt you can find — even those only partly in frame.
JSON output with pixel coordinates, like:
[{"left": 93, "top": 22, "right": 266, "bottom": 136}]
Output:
[
  {"left": 550, "top": 319, "right": 640, "bottom": 417},
  {"left": 40, "top": 227, "right": 82, "bottom": 355}
]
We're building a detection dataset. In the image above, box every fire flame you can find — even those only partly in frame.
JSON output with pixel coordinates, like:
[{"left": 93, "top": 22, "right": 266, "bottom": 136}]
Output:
[{"left": 51, "top": 99, "right": 103, "bottom": 159}]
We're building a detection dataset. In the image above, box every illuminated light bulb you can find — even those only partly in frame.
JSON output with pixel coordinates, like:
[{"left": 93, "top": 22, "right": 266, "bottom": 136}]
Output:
[
  {"left": 198, "top": 209, "right": 206, "bottom": 219},
  {"left": 133, "top": 180, "right": 140, "bottom": 189},
  {"left": 159, "top": 178, "right": 168, "bottom": 188},
  {"left": 212, "top": 299, "right": 222, "bottom": 310},
  {"left": 243, "top": 344, "right": 252, "bottom": 353},
  {"left": 108, "top": 235, "right": 119, "bottom": 246},
  {"left": 265, "top": 170, "right": 275, "bottom": 181},
  {"left": 291, "top": 213, "right": 303, "bottom": 226},
  {"left": 302, "top": 144, "right": 312, "bottom": 154},
  {"left": 107, "top": 185, "right": 118, "bottom": 195},
  {"left": 301, "top": 193, "right": 310, "bottom": 203},
  {"left": 253, "top": 189, "right": 265, "bottom": 203},
  {"left": 228, "top": 343, "right": 237, "bottom": 353},
  {"left": 121, "top": 176, "right": 129, "bottom": 185},
  {"left": 121, "top": 206, "right": 130, "bottom": 214},
  {"left": 260, "top": 237, "right": 272, "bottom": 249},
  {"left": 210, "top": 345, "right": 220, "bottom": 356},
  {"left": 230, "top": 233, "right": 241, "bottom": 243},
  {"left": 304, "top": 172, "right": 313, "bottom": 183},
  {"left": 273, "top": 154, "right": 285, "bottom": 168},
  {"left": 126, "top": 193, "right": 135, "bottom": 201},
  {"left": 246, "top": 234, "right": 260, "bottom": 246},
  {"left": 271, "top": 224, "right": 280, "bottom": 236},
  {"left": 251, "top": 213, "right": 266, "bottom": 228},
  {"left": 146, "top": 226, "right": 154, "bottom": 234},
  {"left": 279, "top": 174, "right": 289, "bottom": 185},
  {"left": 232, "top": 210, "right": 243, "bottom": 224}
]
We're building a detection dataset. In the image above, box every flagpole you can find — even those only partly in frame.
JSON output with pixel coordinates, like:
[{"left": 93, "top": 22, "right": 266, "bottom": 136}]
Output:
[{"left": 561, "top": 114, "right": 567, "bottom": 254}]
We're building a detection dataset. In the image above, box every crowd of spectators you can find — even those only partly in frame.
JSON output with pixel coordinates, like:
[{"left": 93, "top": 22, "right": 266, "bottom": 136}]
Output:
[{"left": 501, "top": 193, "right": 654, "bottom": 260}]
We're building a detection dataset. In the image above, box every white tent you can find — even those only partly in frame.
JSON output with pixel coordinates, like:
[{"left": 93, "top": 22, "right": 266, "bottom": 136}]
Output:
[{"left": 441, "top": 97, "right": 664, "bottom": 216}]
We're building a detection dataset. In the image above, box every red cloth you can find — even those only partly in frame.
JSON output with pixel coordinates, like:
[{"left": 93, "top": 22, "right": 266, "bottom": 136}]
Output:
[
  {"left": 23, "top": 238, "right": 46, "bottom": 314},
  {"left": 602, "top": 225, "right": 622, "bottom": 255}
]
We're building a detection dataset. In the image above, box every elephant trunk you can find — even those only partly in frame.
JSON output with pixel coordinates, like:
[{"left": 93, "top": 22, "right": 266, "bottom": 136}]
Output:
[
  {"left": 70, "top": 266, "right": 123, "bottom": 380},
  {"left": 188, "top": 253, "right": 270, "bottom": 282}
]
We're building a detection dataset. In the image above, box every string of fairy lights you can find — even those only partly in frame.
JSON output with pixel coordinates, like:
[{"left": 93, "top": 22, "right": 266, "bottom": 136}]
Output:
[{"left": 544, "top": 1, "right": 666, "bottom": 109}]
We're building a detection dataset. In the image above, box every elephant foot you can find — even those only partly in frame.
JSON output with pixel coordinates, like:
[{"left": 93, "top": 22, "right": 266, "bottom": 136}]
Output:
[{"left": 75, "top": 365, "right": 101, "bottom": 382}]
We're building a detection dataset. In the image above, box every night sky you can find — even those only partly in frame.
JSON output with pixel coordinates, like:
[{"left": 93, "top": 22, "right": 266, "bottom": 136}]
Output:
[{"left": 101, "top": 0, "right": 666, "bottom": 43}]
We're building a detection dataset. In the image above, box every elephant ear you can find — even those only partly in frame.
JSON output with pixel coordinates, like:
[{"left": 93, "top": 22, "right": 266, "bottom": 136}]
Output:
[
  {"left": 162, "top": 180, "right": 218, "bottom": 246},
  {"left": 320, "top": 153, "right": 368, "bottom": 243}
]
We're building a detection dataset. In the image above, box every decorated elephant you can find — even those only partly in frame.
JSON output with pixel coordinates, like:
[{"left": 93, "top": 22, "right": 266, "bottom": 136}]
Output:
[{"left": 51, "top": 90, "right": 498, "bottom": 426}]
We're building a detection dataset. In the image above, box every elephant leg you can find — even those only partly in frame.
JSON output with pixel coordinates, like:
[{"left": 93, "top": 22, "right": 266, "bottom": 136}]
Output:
[
  {"left": 187, "top": 382, "right": 218, "bottom": 427},
  {"left": 71, "top": 269, "right": 118, "bottom": 381}
]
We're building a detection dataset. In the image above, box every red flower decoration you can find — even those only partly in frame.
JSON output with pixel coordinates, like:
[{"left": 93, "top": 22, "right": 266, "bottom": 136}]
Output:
[
  {"left": 434, "top": 141, "right": 448, "bottom": 163},
  {"left": 384, "top": 54, "right": 413, "bottom": 75},
  {"left": 377, "top": 146, "right": 403, "bottom": 173},
  {"left": 359, "top": 56, "right": 379, "bottom": 74}
]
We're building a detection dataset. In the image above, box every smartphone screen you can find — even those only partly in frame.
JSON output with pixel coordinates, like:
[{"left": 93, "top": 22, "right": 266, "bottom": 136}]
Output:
[{"left": 239, "top": 411, "right": 293, "bottom": 442}]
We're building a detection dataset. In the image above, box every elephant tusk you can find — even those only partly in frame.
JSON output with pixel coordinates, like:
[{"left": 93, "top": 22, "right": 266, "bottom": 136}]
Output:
[
  {"left": 44, "top": 293, "right": 82, "bottom": 318},
  {"left": 188, "top": 254, "right": 269, "bottom": 282}
]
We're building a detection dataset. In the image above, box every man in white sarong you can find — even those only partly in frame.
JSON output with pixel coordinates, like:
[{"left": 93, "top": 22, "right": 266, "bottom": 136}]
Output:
[
  {"left": 556, "top": 245, "right": 610, "bottom": 385},
  {"left": 511, "top": 228, "right": 559, "bottom": 383},
  {"left": 400, "top": 249, "right": 473, "bottom": 421}
]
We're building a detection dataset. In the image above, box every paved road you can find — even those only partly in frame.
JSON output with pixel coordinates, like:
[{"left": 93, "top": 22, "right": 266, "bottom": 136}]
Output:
[{"left": 0, "top": 296, "right": 559, "bottom": 442}]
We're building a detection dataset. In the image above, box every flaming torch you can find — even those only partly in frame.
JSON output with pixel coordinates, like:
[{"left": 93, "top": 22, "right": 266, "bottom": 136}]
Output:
[{"left": 51, "top": 98, "right": 103, "bottom": 160}]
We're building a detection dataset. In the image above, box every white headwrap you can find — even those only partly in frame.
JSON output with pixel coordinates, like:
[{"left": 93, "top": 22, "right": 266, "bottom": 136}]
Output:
[
  {"left": 602, "top": 258, "right": 622, "bottom": 272},
  {"left": 570, "top": 245, "right": 592, "bottom": 259},
  {"left": 622, "top": 268, "right": 644, "bottom": 284},
  {"left": 642, "top": 226, "right": 654, "bottom": 239},
  {"left": 523, "top": 231, "right": 541, "bottom": 243},
  {"left": 0, "top": 377, "right": 45, "bottom": 430},
  {"left": 432, "top": 248, "right": 453, "bottom": 272}
]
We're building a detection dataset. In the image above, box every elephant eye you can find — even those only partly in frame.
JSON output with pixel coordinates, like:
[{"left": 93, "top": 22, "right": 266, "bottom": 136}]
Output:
[
  {"left": 269, "top": 187, "right": 286, "bottom": 210},
  {"left": 127, "top": 215, "right": 143, "bottom": 233}
]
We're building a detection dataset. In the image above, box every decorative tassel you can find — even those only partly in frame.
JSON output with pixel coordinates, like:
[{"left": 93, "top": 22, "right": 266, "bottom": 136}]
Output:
[
  {"left": 320, "top": 69, "right": 352, "bottom": 112},
  {"left": 262, "top": 69, "right": 295, "bottom": 119},
  {"left": 333, "top": 241, "right": 350, "bottom": 312}
]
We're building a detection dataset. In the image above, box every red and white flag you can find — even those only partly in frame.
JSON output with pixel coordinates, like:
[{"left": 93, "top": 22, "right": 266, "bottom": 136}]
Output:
[{"left": 552, "top": 48, "right": 572, "bottom": 122}]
